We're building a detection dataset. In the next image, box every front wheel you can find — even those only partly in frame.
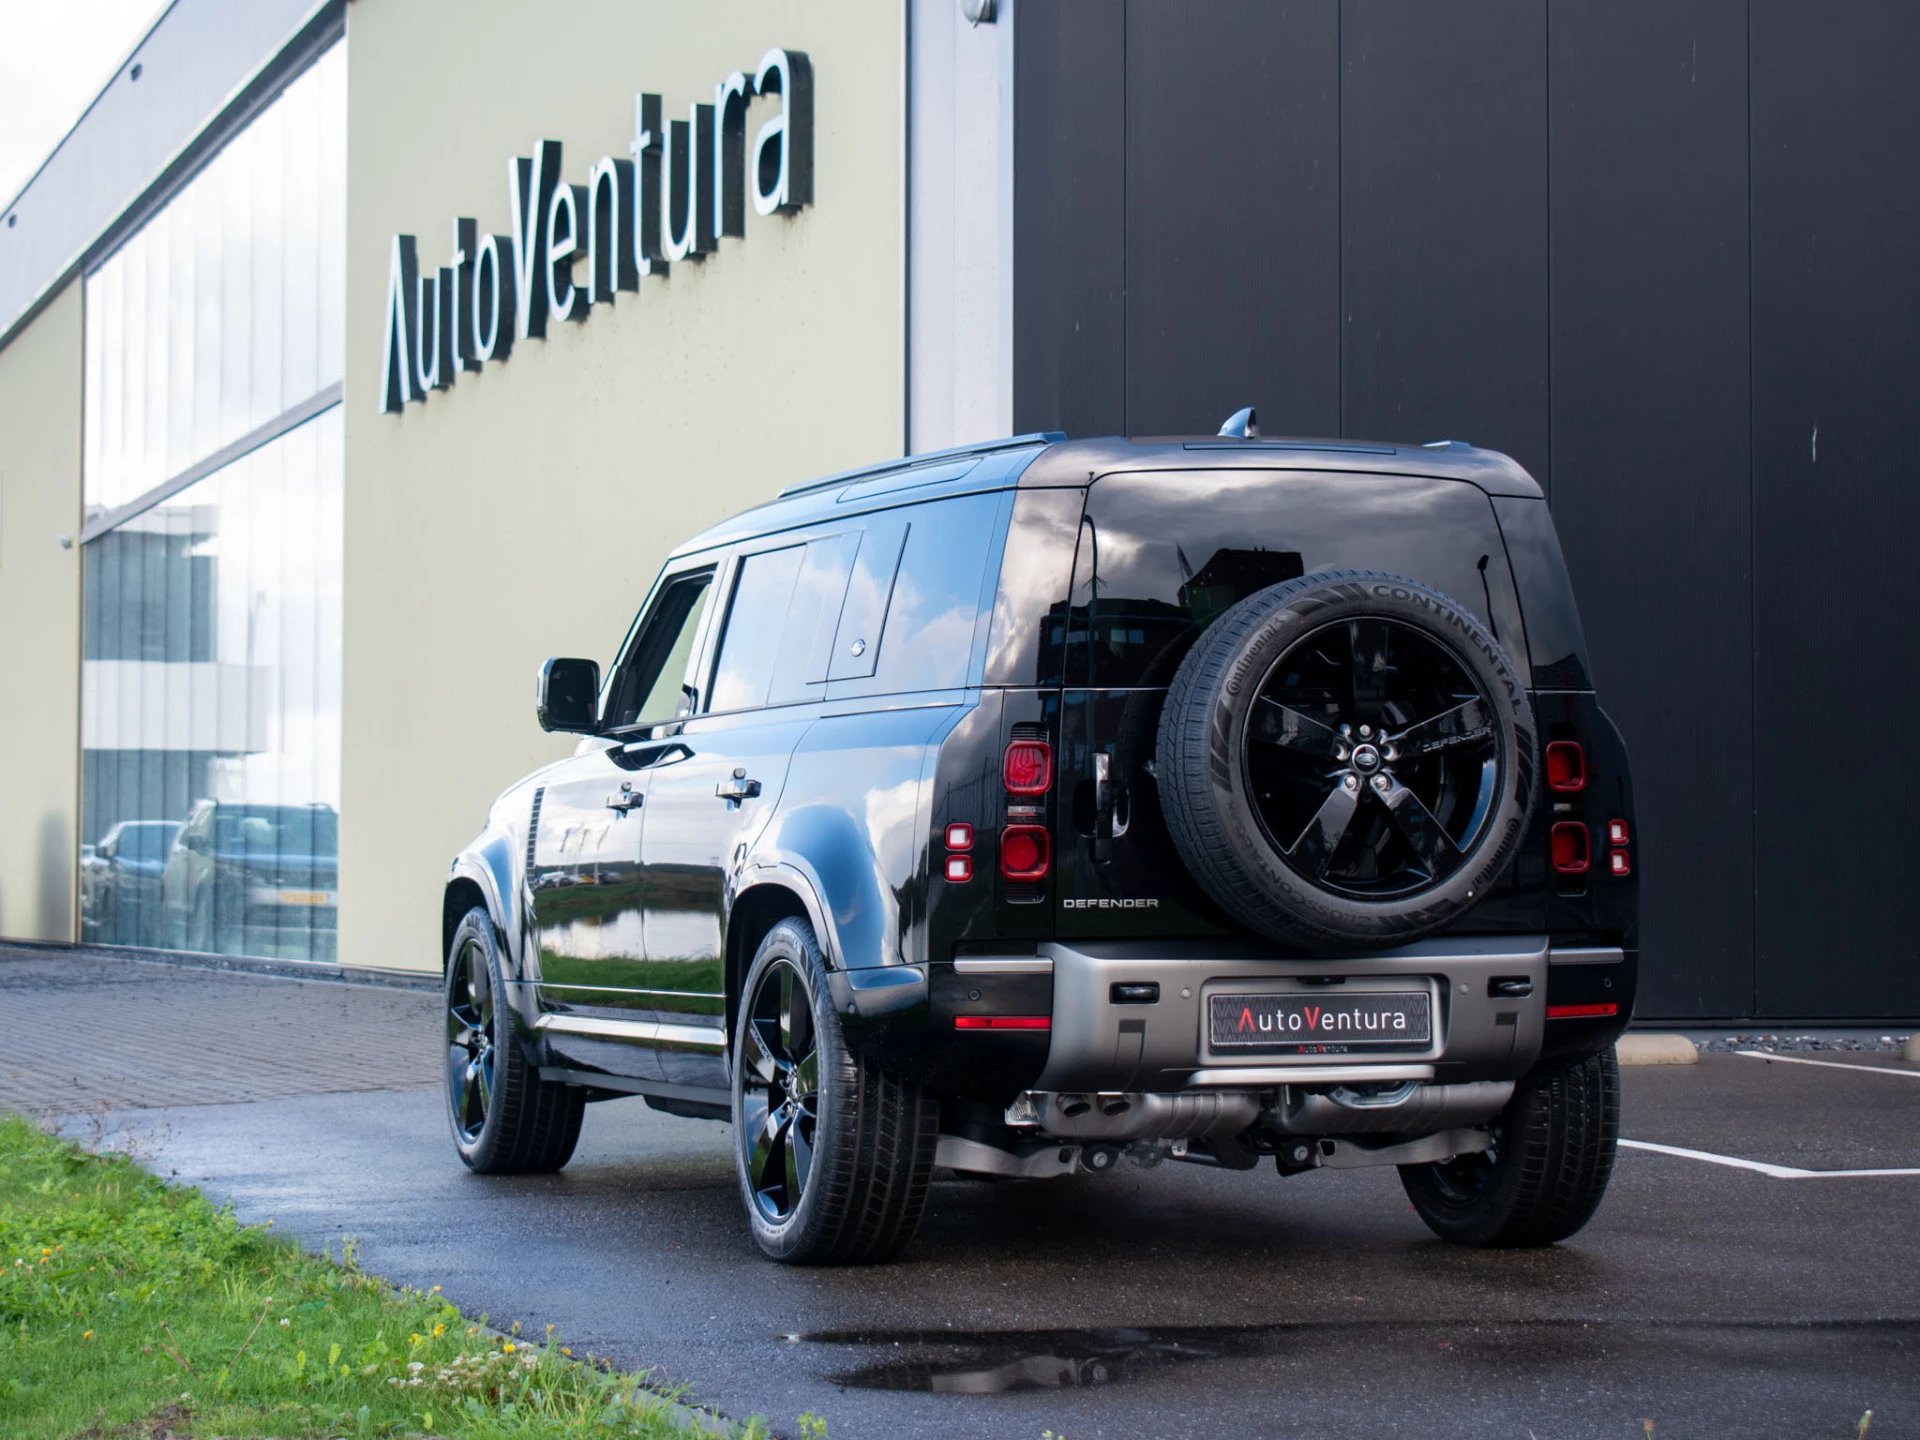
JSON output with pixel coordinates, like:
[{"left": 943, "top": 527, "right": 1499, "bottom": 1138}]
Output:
[
  {"left": 444, "top": 907, "right": 584, "bottom": 1174},
  {"left": 732, "top": 919, "right": 938, "bottom": 1264},
  {"left": 1399, "top": 1047, "right": 1619, "bottom": 1247}
]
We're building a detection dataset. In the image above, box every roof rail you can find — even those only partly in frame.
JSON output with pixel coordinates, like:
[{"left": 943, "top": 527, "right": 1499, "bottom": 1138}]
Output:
[{"left": 776, "top": 431, "right": 1067, "bottom": 499}]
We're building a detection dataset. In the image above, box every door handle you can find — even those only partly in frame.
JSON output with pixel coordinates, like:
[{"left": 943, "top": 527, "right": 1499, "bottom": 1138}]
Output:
[
  {"left": 606, "top": 782, "right": 644, "bottom": 813},
  {"left": 715, "top": 769, "right": 762, "bottom": 802}
]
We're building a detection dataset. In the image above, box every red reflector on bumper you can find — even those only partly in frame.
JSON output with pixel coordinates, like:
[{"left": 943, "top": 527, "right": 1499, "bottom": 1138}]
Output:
[
  {"left": 1546, "top": 1002, "right": 1620, "bottom": 1019},
  {"left": 954, "top": 1015, "right": 1051, "bottom": 1031}
]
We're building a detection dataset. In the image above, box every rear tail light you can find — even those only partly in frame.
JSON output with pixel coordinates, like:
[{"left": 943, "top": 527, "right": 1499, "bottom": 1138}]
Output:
[
  {"left": 1607, "top": 818, "right": 1629, "bottom": 846},
  {"left": 1000, "top": 824, "right": 1051, "bottom": 880},
  {"left": 944, "top": 854, "right": 973, "bottom": 882},
  {"left": 1545, "top": 740, "right": 1587, "bottom": 793},
  {"left": 1608, "top": 849, "right": 1631, "bottom": 877},
  {"left": 1550, "top": 821, "right": 1590, "bottom": 875},
  {"left": 954, "top": 1014, "right": 1051, "bottom": 1031},
  {"left": 1003, "top": 739, "right": 1053, "bottom": 795}
]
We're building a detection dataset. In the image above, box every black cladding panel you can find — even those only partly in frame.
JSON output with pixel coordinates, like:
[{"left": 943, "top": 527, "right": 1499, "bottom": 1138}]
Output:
[
  {"left": 1012, "top": 3, "right": 1125, "bottom": 438},
  {"left": 1123, "top": 0, "right": 1339, "bottom": 439},
  {"left": 1339, "top": 0, "right": 1549, "bottom": 477},
  {"left": 1547, "top": 0, "right": 1753, "bottom": 1018},
  {"left": 1750, "top": 0, "right": 1920, "bottom": 1018}
]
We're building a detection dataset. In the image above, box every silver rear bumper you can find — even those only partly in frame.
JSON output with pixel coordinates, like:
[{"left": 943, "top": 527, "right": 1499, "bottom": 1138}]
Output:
[{"left": 1025, "top": 934, "right": 1583, "bottom": 1092}]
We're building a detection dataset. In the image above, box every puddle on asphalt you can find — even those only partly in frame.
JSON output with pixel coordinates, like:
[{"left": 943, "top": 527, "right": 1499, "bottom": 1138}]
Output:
[{"left": 791, "top": 1324, "right": 1281, "bottom": 1394}]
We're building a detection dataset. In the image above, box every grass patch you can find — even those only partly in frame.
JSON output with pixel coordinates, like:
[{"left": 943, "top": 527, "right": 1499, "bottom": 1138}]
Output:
[{"left": 0, "top": 1112, "right": 802, "bottom": 1439}]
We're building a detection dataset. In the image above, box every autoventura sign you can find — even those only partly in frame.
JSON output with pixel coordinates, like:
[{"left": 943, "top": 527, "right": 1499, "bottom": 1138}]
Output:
[{"left": 378, "top": 48, "right": 813, "bottom": 414}]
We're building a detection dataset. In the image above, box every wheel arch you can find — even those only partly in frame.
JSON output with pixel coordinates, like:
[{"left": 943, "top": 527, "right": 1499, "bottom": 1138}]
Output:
[
  {"left": 442, "top": 829, "right": 519, "bottom": 973},
  {"left": 724, "top": 873, "right": 829, "bottom": 1053}
]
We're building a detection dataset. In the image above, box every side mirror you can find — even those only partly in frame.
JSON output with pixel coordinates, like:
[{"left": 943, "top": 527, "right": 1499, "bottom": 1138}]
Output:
[{"left": 537, "top": 657, "right": 601, "bottom": 733}]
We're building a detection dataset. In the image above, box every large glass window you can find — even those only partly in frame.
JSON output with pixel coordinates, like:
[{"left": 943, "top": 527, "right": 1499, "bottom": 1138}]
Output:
[
  {"left": 78, "top": 45, "right": 344, "bottom": 961},
  {"left": 83, "top": 44, "right": 344, "bottom": 519}
]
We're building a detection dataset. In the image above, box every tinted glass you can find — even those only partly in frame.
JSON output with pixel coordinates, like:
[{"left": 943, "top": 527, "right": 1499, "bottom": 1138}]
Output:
[
  {"left": 769, "top": 531, "right": 861, "bottom": 703},
  {"left": 78, "top": 411, "right": 344, "bottom": 959},
  {"left": 604, "top": 571, "right": 714, "bottom": 730},
  {"left": 211, "top": 806, "right": 338, "bottom": 855},
  {"left": 119, "top": 823, "right": 180, "bottom": 859},
  {"left": 1072, "top": 470, "right": 1524, "bottom": 687},
  {"left": 709, "top": 545, "right": 806, "bottom": 713},
  {"left": 832, "top": 492, "right": 1002, "bottom": 696}
]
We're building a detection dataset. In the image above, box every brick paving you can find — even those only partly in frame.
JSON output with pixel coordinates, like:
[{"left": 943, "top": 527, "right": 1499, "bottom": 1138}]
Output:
[{"left": 0, "top": 944, "right": 440, "bottom": 1119}]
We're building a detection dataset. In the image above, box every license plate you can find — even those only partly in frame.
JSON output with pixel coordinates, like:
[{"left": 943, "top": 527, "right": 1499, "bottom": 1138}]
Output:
[
  {"left": 277, "top": 889, "right": 332, "bottom": 907},
  {"left": 1209, "top": 989, "right": 1432, "bottom": 1055}
]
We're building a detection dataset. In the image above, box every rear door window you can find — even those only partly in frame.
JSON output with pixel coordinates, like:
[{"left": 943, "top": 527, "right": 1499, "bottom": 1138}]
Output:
[
  {"left": 1072, "top": 470, "right": 1526, "bottom": 687},
  {"left": 707, "top": 529, "right": 866, "bottom": 714},
  {"left": 708, "top": 545, "right": 807, "bottom": 713}
]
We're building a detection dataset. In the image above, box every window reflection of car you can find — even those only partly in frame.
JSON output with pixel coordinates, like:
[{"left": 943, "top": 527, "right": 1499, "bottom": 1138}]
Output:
[
  {"left": 160, "top": 801, "right": 339, "bottom": 960},
  {"left": 80, "top": 821, "right": 182, "bottom": 947},
  {"left": 78, "top": 844, "right": 106, "bottom": 939}
]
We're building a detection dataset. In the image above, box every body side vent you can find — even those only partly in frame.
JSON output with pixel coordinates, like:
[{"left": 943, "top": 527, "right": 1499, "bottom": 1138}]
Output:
[{"left": 525, "top": 786, "right": 545, "bottom": 872}]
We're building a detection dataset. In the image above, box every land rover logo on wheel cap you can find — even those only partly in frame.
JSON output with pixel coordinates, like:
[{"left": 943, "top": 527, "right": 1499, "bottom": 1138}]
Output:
[{"left": 1351, "top": 743, "right": 1382, "bottom": 772}]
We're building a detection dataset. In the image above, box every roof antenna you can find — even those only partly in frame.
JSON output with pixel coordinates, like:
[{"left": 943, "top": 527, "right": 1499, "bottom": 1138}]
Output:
[{"left": 1218, "top": 406, "right": 1259, "bottom": 439}]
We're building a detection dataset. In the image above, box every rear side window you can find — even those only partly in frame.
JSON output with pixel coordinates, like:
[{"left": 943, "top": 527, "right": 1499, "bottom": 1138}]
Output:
[
  {"left": 707, "top": 530, "right": 866, "bottom": 713},
  {"left": 1071, "top": 470, "right": 1526, "bottom": 687},
  {"left": 829, "top": 492, "right": 1002, "bottom": 697}
]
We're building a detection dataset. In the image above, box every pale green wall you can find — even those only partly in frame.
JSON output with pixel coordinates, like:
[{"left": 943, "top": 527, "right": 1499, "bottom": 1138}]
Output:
[
  {"left": 0, "top": 282, "right": 83, "bottom": 942},
  {"left": 342, "top": 0, "right": 906, "bottom": 971}
]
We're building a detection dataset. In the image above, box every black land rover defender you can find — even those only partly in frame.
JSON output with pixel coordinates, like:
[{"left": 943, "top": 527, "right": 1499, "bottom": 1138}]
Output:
[{"left": 441, "top": 421, "right": 1636, "bottom": 1264}]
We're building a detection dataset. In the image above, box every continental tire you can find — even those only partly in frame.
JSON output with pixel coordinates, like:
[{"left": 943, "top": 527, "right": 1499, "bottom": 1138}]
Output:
[
  {"left": 1399, "top": 1047, "right": 1621, "bottom": 1247},
  {"left": 732, "top": 918, "right": 939, "bottom": 1265},
  {"left": 1157, "top": 569, "right": 1536, "bottom": 949},
  {"left": 444, "top": 906, "right": 585, "bottom": 1175}
]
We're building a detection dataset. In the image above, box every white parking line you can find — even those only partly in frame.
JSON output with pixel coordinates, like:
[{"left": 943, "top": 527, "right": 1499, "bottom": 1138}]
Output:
[
  {"left": 1735, "top": 1050, "right": 1920, "bottom": 1080},
  {"left": 1620, "top": 1138, "right": 1920, "bottom": 1179}
]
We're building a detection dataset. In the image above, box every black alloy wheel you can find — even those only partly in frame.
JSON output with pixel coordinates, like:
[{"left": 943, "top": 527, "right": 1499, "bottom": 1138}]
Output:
[
  {"left": 446, "top": 931, "right": 496, "bottom": 1145},
  {"left": 1400, "top": 1048, "right": 1620, "bottom": 1247},
  {"left": 737, "top": 955, "right": 821, "bottom": 1225},
  {"left": 730, "top": 917, "right": 938, "bottom": 1263},
  {"left": 1420, "top": 1121, "right": 1504, "bottom": 1205},
  {"left": 441, "top": 905, "right": 584, "bottom": 1174},
  {"left": 1157, "top": 570, "right": 1535, "bottom": 948},
  {"left": 1245, "top": 617, "right": 1501, "bottom": 900}
]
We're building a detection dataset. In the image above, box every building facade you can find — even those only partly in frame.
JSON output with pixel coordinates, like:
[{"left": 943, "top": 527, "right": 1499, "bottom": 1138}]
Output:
[{"left": 1, "top": 0, "right": 1915, "bottom": 1022}]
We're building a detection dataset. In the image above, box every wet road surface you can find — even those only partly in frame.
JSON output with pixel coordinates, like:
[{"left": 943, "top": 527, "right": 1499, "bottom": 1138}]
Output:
[{"left": 89, "top": 1053, "right": 1920, "bottom": 1440}]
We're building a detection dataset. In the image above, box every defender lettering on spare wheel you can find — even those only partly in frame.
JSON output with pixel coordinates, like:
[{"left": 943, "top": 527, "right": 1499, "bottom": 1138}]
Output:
[{"left": 440, "top": 411, "right": 1638, "bottom": 1263}]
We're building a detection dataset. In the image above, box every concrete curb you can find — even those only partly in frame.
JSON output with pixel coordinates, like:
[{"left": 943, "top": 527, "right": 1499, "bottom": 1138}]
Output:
[
  {"left": 1905, "top": 1035, "right": 1920, "bottom": 1064},
  {"left": 1616, "top": 1033, "right": 1700, "bottom": 1066}
]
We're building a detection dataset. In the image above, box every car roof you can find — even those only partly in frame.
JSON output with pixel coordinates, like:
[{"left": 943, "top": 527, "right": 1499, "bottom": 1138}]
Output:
[{"left": 671, "top": 432, "right": 1542, "bottom": 559}]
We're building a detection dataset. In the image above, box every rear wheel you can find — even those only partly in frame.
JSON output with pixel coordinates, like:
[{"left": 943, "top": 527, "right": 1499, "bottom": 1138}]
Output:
[
  {"left": 444, "top": 907, "right": 584, "bottom": 1174},
  {"left": 1399, "top": 1047, "right": 1620, "bottom": 1247},
  {"left": 732, "top": 918, "right": 938, "bottom": 1264}
]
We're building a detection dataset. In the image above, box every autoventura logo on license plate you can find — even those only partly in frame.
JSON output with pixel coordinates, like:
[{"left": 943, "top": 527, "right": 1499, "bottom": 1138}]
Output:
[{"left": 1209, "top": 991, "right": 1432, "bottom": 1053}]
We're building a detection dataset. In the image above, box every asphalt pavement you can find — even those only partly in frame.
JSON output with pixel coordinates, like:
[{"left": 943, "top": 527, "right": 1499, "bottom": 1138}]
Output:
[{"left": 7, "top": 947, "right": 1918, "bottom": 1439}]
